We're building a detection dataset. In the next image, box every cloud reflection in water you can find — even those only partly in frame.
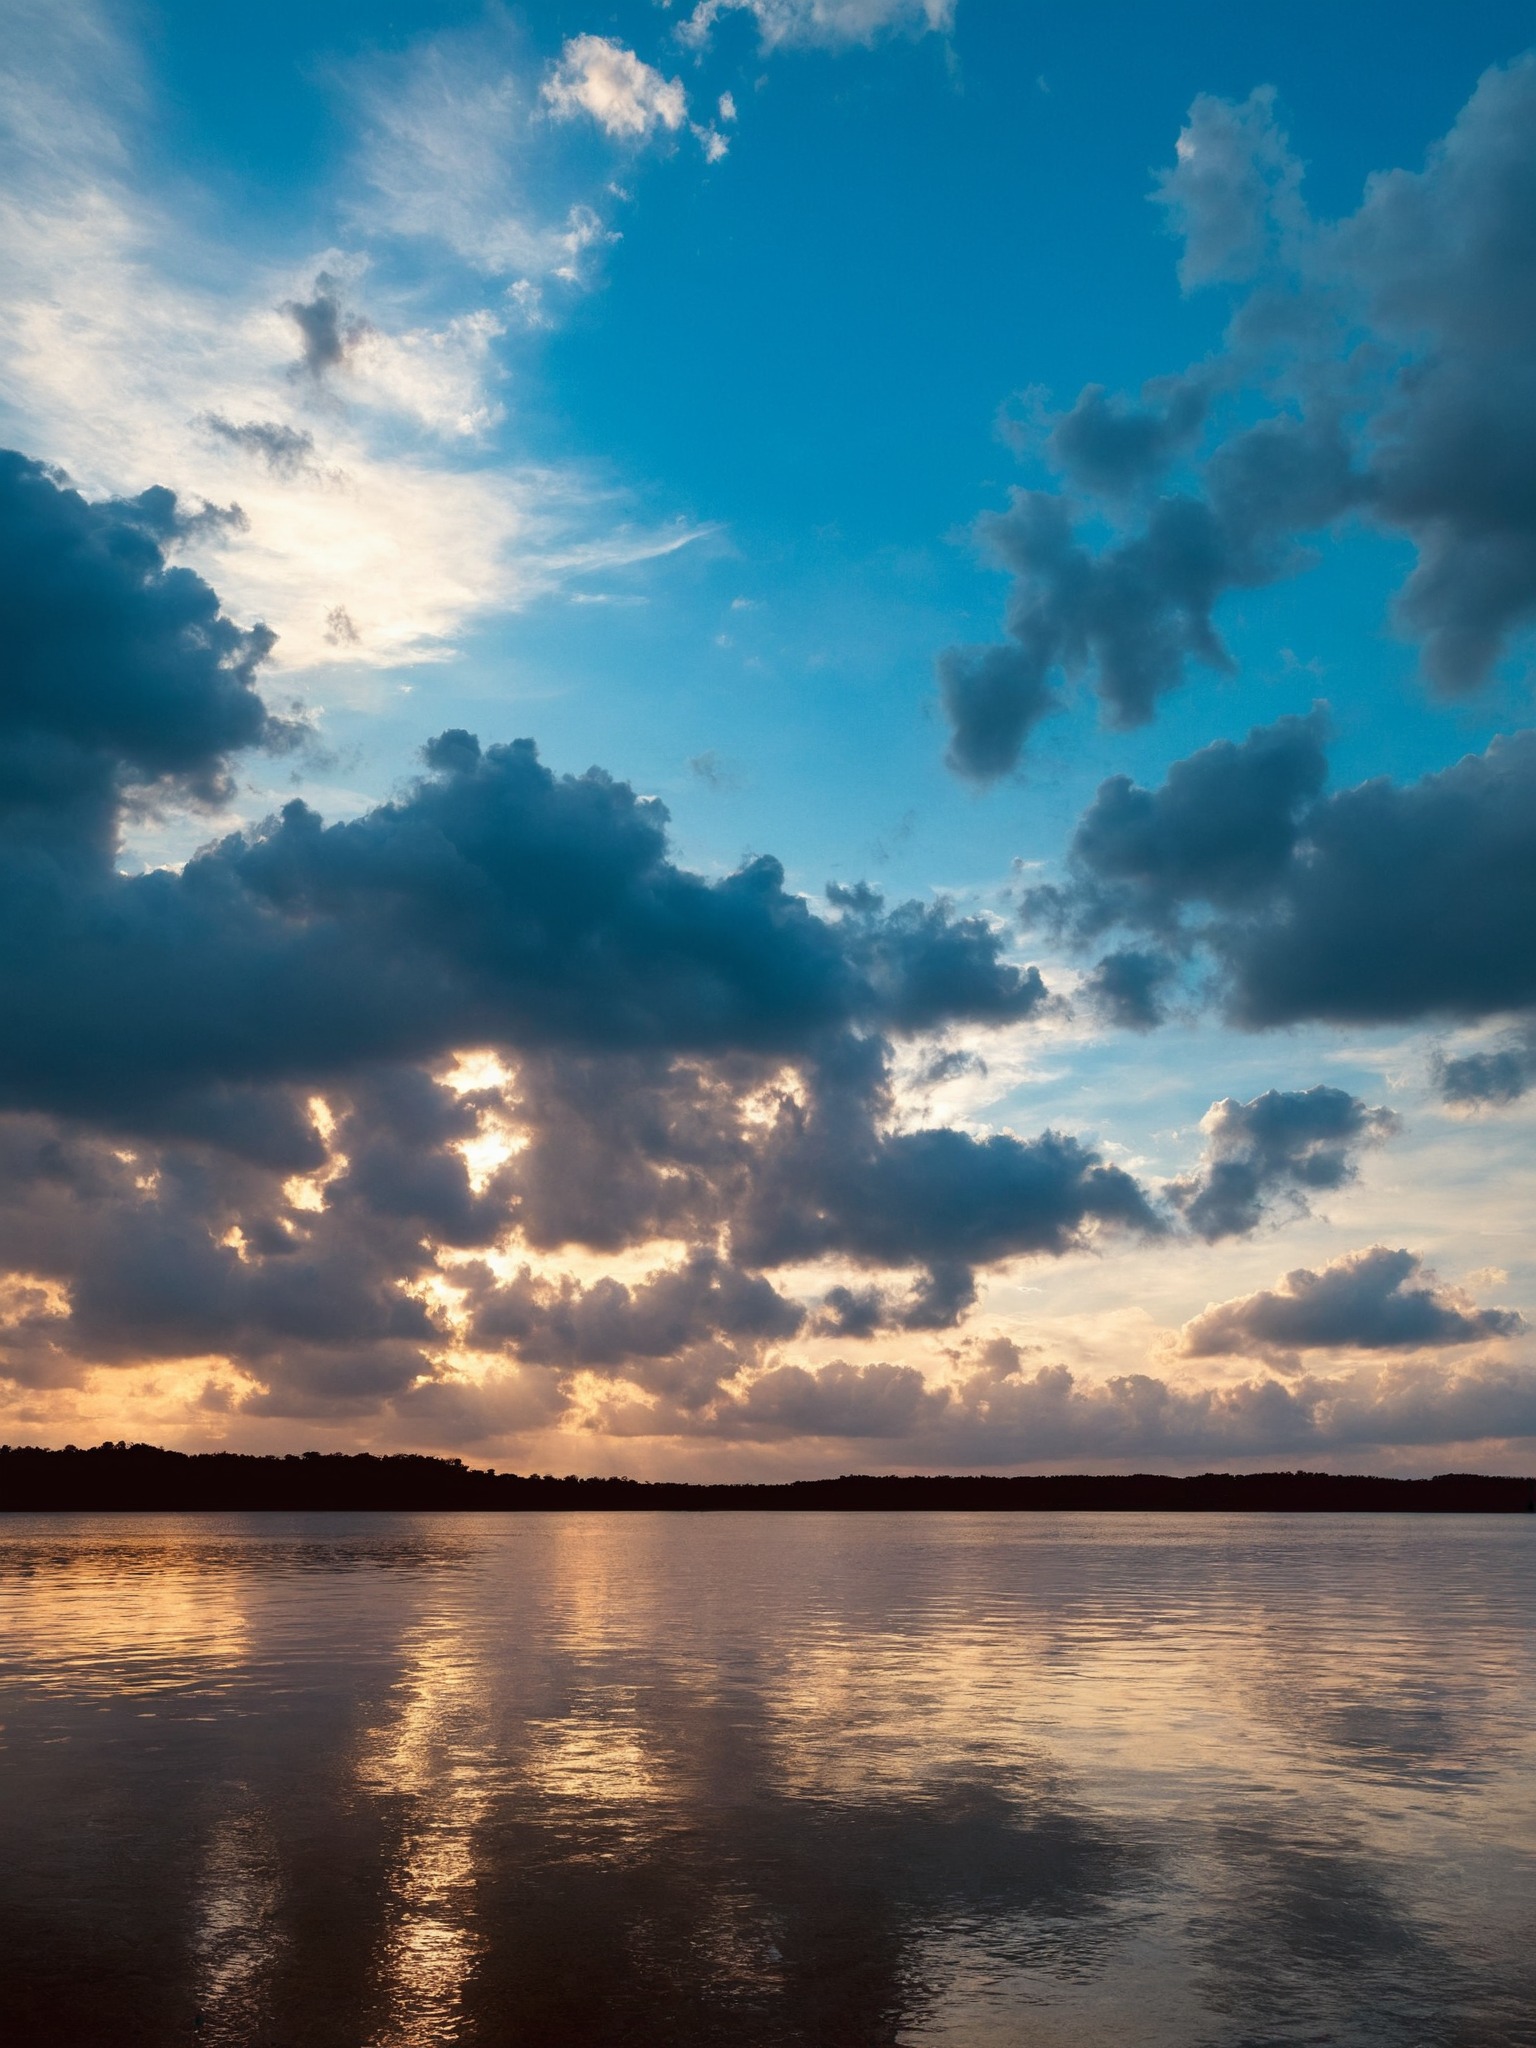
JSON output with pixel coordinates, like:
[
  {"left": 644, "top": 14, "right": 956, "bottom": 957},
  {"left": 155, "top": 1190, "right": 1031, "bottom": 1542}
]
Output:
[{"left": 0, "top": 1512, "right": 1532, "bottom": 2045}]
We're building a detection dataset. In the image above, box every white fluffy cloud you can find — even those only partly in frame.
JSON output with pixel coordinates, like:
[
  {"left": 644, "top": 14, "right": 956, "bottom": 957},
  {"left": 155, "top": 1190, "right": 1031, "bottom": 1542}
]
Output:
[{"left": 542, "top": 36, "right": 688, "bottom": 143}]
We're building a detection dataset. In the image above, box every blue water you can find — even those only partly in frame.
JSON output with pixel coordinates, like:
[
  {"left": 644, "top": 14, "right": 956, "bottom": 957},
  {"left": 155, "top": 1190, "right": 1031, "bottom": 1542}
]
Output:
[{"left": 0, "top": 1512, "right": 1532, "bottom": 2045}]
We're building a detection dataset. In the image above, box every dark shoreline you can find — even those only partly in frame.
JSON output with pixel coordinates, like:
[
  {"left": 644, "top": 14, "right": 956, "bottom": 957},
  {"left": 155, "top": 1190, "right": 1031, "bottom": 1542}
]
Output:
[{"left": 1, "top": 1445, "right": 1532, "bottom": 1512}]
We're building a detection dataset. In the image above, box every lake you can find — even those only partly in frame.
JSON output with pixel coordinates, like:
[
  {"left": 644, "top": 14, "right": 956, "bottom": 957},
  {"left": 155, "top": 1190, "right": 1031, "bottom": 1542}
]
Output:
[{"left": 0, "top": 1512, "right": 1532, "bottom": 2045}]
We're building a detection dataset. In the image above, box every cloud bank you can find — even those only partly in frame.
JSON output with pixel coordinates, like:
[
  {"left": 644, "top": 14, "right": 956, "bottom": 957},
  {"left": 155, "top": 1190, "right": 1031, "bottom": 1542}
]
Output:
[{"left": 0, "top": 451, "right": 1191, "bottom": 1443}]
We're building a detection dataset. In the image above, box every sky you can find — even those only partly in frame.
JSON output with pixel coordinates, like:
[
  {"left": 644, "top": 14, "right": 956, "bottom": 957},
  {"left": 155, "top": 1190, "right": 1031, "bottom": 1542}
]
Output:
[{"left": 2, "top": 0, "right": 1536, "bottom": 1476}]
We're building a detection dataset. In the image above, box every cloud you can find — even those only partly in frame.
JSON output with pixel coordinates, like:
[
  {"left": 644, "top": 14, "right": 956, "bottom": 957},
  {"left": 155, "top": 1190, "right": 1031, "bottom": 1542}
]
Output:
[
  {"left": 1178, "top": 1246, "right": 1525, "bottom": 1364},
  {"left": 1081, "top": 949, "right": 1175, "bottom": 1032},
  {"left": 475, "top": 1250, "right": 801, "bottom": 1366},
  {"left": 0, "top": 456, "right": 1172, "bottom": 1417},
  {"left": 199, "top": 416, "right": 318, "bottom": 479},
  {"left": 1435, "top": 1024, "right": 1536, "bottom": 1107},
  {"left": 938, "top": 641, "right": 1060, "bottom": 782},
  {"left": 704, "top": 1357, "right": 946, "bottom": 1438},
  {"left": 1216, "top": 731, "right": 1536, "bottom": 1031},
  {"left": 928, "top": 1345, "right": 1536, "bottom": 1463},
  {"left": 939, "top": 424, "right": 1357, "bottom": 780},
  {"left": 0, "top": 4, "right": 700, "bottom": 671},
  {"left": 941, "top": 55, "right": 1536, "bottom": 775},
  {"left": 1034, "top": 714, "right": 1536, "bottom": 1063},
  {"left": 283, "top": 276, "right": 368, "bottom": 378},
  {"left": 546, "top": 1337, "right": 1523, "bottom": 1461},
  {"left": 678, "top": 0, "right": 955, "bottom": 53},
  {"left": 1026, "top": 707, "right": 1330, "bottom": 939},
  {"left": 1333, "top": 55, "right": 1536, "bottom": 692},
  {"left": 542, "top": 37, "right": 687, "bottom": 144},
  {"left": 1151, "top": 85, "right": 1303, "bottom": 287},
  {"left": 348, "top": 28, "right": 617, "bottom": 282},
  {"left": 1044, "top": 377, "right": 1209, "bottom": 498},
  {"left": 1169, "top": 1087, "right": 1398, "bottom": 1242},
  {"left": 0, "top": 450, "right": 283, "bottom": 838}
]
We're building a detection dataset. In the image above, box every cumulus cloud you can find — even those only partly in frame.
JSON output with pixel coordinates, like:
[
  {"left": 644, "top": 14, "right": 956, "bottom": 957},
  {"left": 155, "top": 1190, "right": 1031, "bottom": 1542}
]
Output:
[
  {"left": 1178, "top": 1246, "right": 1525, "bottom": 1365},
  {"left": 1032, "top": 713, "right": 1536, "bottom": 1072},
  {"left": 1026, "top": 707, "right": 1330, "bottom": 941},
  {"left": 542, "top": 37, "right": 687, "bottom": 144},
  {"left": 941, "top": 55, "right": 1536, "bottom": 777},
  {"left": 1043, "top": 376, "right": 1209, "bottom": 499},
  {"left": 570, "top": 1330, "right": 1536, "bottom": 1461},
  {"left": 926, "top": 1348, "right": 1536, "bottom": 1463},
  {"left": 939, "top": 419, "right": 1358, "bottom": 778},
  {"left": 1151, "top": 85, "right": 1304, "bottom": 288},
  {"left": 1081, "top": 949, "right": 1175, "bottom": 1032},
  {"left": 0, "top": 449, "right": 283, "bottom": 835},
  {"left": 0, "top": 452, "right": 1170, "bottom": 1422},
  {"left": 938, "top": 641, "right": 1060, "bottom": 782},
  {"left": 703, "top": 1357, "right": 946, "bottom": 1439},
  {"left": 1169, "top": 1087, "right": 1398, "bottom": 1241}
]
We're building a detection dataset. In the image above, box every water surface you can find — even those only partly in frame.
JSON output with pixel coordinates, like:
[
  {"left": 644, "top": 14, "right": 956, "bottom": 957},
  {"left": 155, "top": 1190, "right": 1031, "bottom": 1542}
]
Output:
[{"left": 0, "top": 1512, "right": 1532, "bottom": 2045}]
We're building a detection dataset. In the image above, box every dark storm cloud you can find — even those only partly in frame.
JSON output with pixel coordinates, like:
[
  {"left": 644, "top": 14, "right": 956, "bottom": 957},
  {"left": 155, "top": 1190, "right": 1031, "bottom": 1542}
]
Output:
[
  {"left": 1027, "top": 707, "right": 1330, "bottom": 942},
  {"left": 0, "top": 450, "right": 1167, "bottom": 1414},
  {"left": 1170, "top": 1087, "right": 1398, "bottom": 1242},
  {"left": 471, "top": 1250, "right": 803, "bottom": 1372},
  {"left": 1038, "top": 714, "right": 1536, "bottom": 1053},
  {"left": 1179, "top": 1246, "right": 1525, "bottom": 1363},
  {"left": 940, "top": 56, "right": 1536, "bottom": 776},
  {"left": 1216, "top": 730, "right": 1536, "bottom": 1029},
  {"left": 0, "top": 450, "right": 278, "bottom": 842}
]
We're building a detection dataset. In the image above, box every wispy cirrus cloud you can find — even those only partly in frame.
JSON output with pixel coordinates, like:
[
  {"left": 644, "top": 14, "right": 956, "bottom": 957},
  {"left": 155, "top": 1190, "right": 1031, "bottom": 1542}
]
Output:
[
  {"left": 678, "top": 0, "right": 955, "bottom": 52},
  {"left": 0, "top": 4, "right": 706, "bottom": 677}
]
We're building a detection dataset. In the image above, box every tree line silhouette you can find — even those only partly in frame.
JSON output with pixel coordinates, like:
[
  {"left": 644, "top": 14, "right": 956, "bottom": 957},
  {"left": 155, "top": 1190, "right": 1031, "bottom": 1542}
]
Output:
[{"left": 0, "top": 1443, "right": 1531, "bottom": 1511}]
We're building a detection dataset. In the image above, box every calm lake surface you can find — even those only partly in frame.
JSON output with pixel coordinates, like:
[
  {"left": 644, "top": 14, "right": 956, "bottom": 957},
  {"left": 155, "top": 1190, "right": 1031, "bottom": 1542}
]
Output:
[{"left": 0, "top": 1513, "right": 1532, "bottom": 2047}]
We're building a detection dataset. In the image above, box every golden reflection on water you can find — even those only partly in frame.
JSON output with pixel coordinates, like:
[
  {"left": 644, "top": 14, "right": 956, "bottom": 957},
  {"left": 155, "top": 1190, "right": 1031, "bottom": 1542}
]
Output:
[
  {"left": 0, "top": 1526, "right": 254, "bottom": 1699},
  {"left": 357, "top": 1622, "right": 500, "bottom": 2048},
  {"left": 0, "top": 1512, "right": 1533, "bottom": 2047}
]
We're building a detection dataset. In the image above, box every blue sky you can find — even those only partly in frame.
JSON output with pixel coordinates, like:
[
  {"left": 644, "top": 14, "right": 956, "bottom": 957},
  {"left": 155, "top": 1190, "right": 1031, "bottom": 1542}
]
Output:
[{"left": 1, "top": 0, "right": 1535, "bottom": 1471}]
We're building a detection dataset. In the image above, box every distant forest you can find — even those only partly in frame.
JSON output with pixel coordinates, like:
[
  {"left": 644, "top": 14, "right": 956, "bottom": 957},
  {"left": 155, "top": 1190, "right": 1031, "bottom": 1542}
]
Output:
[{"left": 0, "top": 1444, "right": 1531, "bottom": 1512}]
